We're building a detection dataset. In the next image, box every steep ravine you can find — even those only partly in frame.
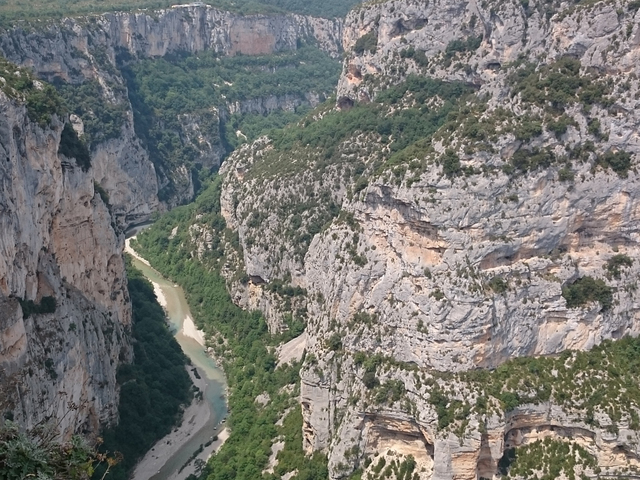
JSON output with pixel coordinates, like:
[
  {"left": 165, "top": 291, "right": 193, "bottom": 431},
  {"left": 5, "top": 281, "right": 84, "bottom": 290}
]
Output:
[
  {"left": 6, "top": 0, "right": 640, "bottom": 478},
  {"left": 124, "top": 232, "right": 227, "bottom": 480}
]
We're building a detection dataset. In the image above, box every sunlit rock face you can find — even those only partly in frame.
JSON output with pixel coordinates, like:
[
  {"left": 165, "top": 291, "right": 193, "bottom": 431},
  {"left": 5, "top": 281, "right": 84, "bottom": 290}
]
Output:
[
  {"left": 0, "top": 93, "right": 131, "bottom": 437},
  {"left": 214, "top": 0, "right": 640, "bottom": 477}
]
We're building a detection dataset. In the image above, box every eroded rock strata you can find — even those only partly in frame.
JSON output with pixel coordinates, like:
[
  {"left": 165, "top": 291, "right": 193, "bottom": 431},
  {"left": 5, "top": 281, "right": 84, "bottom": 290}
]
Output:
[
  {"left": 0, "top": 90, "right": 131, "bottom": 438},
  {"left": 210, "top": 0, "right": 640, "bottom": 477}
]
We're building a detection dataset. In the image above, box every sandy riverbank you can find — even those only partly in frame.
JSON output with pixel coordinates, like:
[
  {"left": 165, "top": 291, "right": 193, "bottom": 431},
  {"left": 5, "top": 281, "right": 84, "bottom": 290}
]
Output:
[
  {"left": 126, "top": 237, "right": 206, "bottom": 345},
  {"left": 125, "top": 235, "right": 227, "bottom": 480},
  {"left": 183, "top": 315, "right": 206, "bottom": 347},
  {"left": 131, "top": 370, "right": 212, "bottom": 480},
  {"left": 167, "top": 427, "right": 230, "bottom": 480},
  {"left": 125, "top": 236, "right": 151, "bottom": 266},
  {"left": 125, "top": 237, "right": 168, "bottom": 309}
]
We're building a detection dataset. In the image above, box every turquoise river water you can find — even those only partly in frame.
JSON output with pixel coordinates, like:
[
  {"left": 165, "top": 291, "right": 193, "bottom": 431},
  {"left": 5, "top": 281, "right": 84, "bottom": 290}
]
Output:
[{"left": 126, "top": 226, "right": 227, "bottom": 479}]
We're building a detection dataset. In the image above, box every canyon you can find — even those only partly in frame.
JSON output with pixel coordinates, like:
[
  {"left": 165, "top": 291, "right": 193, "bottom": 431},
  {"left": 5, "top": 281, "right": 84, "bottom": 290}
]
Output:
[{"left": 3, "top": 0, "right": 640, "bottom": 479}]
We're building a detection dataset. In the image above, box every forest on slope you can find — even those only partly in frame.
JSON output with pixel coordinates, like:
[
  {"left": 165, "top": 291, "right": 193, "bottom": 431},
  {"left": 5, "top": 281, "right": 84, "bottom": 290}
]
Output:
[{"left": 121, "top": 45, "right": 341, "bottom": 182}]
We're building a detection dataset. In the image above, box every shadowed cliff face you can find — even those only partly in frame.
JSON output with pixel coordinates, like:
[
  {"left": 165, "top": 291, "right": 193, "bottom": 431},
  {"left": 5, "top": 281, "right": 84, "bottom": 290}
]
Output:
[{"left": 0, "top": 91, "right": 131, "bottom": 437}]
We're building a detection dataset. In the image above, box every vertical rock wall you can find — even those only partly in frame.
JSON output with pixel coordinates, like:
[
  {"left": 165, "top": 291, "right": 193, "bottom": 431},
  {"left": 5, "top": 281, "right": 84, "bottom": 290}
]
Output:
[{"left": 0, "top": 92, "right": 131, "bottom": 437}]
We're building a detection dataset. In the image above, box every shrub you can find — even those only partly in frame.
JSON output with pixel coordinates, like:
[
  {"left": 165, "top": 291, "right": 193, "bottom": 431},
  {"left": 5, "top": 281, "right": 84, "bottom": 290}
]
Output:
[
  {"left": 562, "top": 276, "right": 613, "bottom": 311},
  {"left": 400, "top": 46, "right": 429, "bottom": 66},
  {"left": 327, "top": 333, "right": 343, "bottom": 351},
  {"left": 0, "top": 420, "right": 110, "bottom": 480},
  {"left": 508, "top": 57, "right": 611, "bottom": 112},
  {"left": 441, "top": 150, "right": 461, "bottom": 177},
  {"left": 94, "top": 182, "right": 110, "bottom": 206},
  {"left": 509, "top": 148, "right": 555, "bottom": 173},
  {"left": 557, "top": 166, "right": 574, "bottom": 182},
  {"left": 58, "top": 123, "right": 91, "bottom": 171},
  {"left": 56, "top": 80, "right": 127, "bottom": 149},
  {"left": 445, "top": 36, "right": 482, "bottom": 57},
  {"left": 363, "top": 371, "right": 379, "bottom": 389},
  {"left": 487, "top": 276, "right": 508, "bottom": 294},
  {"left": 25, "top": 84, "right": 66, "bottom": 127},
  {"left": 18, "top": 296, "right": 56, "bottom": 318},
  {"left": 546, "top": 115, "right": 575, "bottom": 138},
  {"left": 587, "top": 117, "right": 602, "bottom": 138},
  {"left": 596, "top": 151, "right": 632, "bottom": 178},
  {"left": 354, "top": 31, "right": 378, "bottom": 55},
  {"left": 513, "top": 118, "right": 543, "bottom": 141},
  {"left": 606, "top": 254, "right": 633, "bottom": 279}
]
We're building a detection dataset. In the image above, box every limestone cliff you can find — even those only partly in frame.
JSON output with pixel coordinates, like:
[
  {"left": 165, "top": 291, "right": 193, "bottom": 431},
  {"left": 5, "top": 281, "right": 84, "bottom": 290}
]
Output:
[
  {"left": 0, "top": 85, "right": 131, "bottom": 437},
  {"left": 213, "top": 0, "right": 640, "bottom": 477},
  {"left": 0, "top": 5, "right": 343, "bottom": 223}
]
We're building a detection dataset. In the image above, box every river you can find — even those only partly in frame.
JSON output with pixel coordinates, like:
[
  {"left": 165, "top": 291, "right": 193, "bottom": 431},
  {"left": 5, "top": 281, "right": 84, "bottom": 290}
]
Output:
[{"left": 125, "top": 225, "right": 228, "bottom": 480}]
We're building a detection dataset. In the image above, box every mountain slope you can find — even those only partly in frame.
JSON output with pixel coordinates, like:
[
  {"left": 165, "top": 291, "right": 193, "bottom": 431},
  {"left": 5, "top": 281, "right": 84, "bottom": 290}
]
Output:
[{"left": 207, "top": 0, "right": 640, "bottom": 477}]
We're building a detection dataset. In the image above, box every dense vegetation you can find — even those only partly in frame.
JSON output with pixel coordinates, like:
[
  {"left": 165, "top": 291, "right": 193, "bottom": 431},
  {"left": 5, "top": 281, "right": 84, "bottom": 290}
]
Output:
[
  {"left": 58, "top": 123, "right": 92, "bottom": 171},
  {"left": 133, "top": 177, "right": 328, "bottom": 480},
  {"left": 122, "top": 46, "right": 340, "bottom": 194},
  {"left": 0, "top": 0, "right": 360, "bottom": 24},
  {"left": 56, "top": 80, "right": 128, "bottom": 150},
  {"left": 0, "top": 56, "right": 97, "bottom": 170},
  {"left": 18, "top": 296, "right": 56, "bottom": 318},
  {"left": 93, "top": 260, "right": 193, "bottom": 480},
  {"left": 270, "top": 75, "right": 472, "bottom": 159},
  {"left": 499, "top": 439, "right": 597, "bottom": 480},
  {"left": 508, "top": 57, "right": 612, "bottom": 113},
  {"left": 423, "top": 334, "right": 640, "bottom": 436},
  {"left": 561, "top": 276, "right": 613, "bottom": 311}
]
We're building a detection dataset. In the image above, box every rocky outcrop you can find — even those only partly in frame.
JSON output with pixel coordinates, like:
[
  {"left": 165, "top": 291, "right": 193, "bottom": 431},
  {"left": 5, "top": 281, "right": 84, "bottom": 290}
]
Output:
[
  {"left": 215, "top": 0, "right": 640, "bottom": 477},
  {"left": 0, "top": 6, "right": 343, "bottom": 79},
  {"left": 0, "top": 92, "right": 131, "bottom": 437},
  {"left": 337, "top": 0, "right": 640, "bottom": 101},
  {"left": 305, "top": 167, "right": 640, "bottom": 372}
]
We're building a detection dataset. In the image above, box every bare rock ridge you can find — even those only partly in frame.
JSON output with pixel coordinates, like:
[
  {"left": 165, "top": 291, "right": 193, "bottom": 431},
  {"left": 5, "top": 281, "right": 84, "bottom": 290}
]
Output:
[
  {"left": 212, "top": 0, "right": 640, "bottom": 477},
  {"left": 0, "top": 92, "right": 131, "bottom": 437},
  {"left": 0, "top": 4, "right": 343, "bottom": 225}
]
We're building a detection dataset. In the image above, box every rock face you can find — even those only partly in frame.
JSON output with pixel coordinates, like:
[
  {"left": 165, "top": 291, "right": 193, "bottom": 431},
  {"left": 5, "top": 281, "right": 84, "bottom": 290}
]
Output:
[
  {"left": 0, "top": 92, "right": 131, "bottom": 437},
  {"left": 215, "top": 0, "right": 640, "bottom": 477},
  {"left": 0, "top": 5, "right": 343, "bottom": 223}
]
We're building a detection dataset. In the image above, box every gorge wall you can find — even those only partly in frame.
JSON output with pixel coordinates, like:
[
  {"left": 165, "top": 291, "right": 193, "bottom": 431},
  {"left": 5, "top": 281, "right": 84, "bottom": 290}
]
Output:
[
  {"left": 0, "top": 4, "right": 343, "bottom": 226},
  {"left": 210, "top": 0, "right": 640, "bottom": 477},
  {"left": 0, "top": 86, "right": 131, "bottom": 438}
]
